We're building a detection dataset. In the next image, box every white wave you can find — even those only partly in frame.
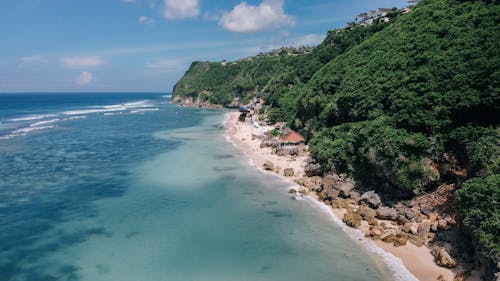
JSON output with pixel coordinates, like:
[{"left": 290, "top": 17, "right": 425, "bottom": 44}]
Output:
[
  {"left": 9, "top": 114, "right": 57, "bottom": 122},
  {"left": 162, "top": 95, "right": 172, "bottom": 98},
  {"left": 30, "top": 119, "right": 60, "bottom": 127},
  {"left": 123, "top": 100, "right": 154, "bottom": 108},
  {"left": 62, "top": 107, "right": 126, "bottom": 115},
  {"left": 130, "top": 108, "right": 159, "bottom": 114},
  {"left": 67, "top": 116, "right": 87, "bottom": 120},
  {"left": 7, "top": 125, "right": 55, "bottom": 138},
  {"left": 64, "top": 100, "right": 154, "bottom": 116}
]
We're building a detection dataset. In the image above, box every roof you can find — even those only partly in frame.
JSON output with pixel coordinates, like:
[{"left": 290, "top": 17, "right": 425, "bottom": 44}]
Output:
[{"left": 281, "top": 131, "right": 305, "bottom": 143}]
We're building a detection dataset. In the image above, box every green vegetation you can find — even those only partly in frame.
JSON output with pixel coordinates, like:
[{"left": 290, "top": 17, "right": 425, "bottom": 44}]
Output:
[
  {"left": 457, "top": 175, "right": 500, "bottom": 257},
  {"left": 173, "top": 0, "right": 499, "bottom": 267}
]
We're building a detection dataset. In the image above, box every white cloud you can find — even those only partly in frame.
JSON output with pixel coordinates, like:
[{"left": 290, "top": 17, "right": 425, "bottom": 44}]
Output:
[
  {"left": 219, "top": 0, "right": 295, "bottom": 33},
  {"left": 122, "top": 0, "right": 136, "bottom": 3},
  {"left": 62, "top": 56, "right": 105, "bottom": 68},
  {"left": 163, "top": 0, "right": 199, "bottom": 20},
  {"left": 18, "top": 55, "right": 46, "bottom": 65},
  {"left": 75, "top": 72, "right": 93, "bottom": 85},
  {"left": 139, "top": 16, "right": 155, "bottom": 25}
]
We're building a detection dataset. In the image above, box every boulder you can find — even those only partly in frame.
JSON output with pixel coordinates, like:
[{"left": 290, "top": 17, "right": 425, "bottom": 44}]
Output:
[
  {"left": 274, "top": 166, "right": 281, "bottom": 174},
  {"left": 357, "top": 205, "right": 376, "bottom": 221},
  {"left": 298, "top": 187, "right": 309, "bottom": 195},
  {"left": 359, "top": 191, "right": 382, "bottom": 208},
  {"left": 417, "top": 220, "right": 431, "bottom": 241},
  {"left": 283, "top": 168, "right": 295, "bottom": 177},
  {"left": 369, "top": 226, "right": 383, "bottom": 239},
  {"left": 263, "top": 161, "right": 274, "bottom": 171},
  {"left": 304, "top": 163, "right": 322, "bottom": 177},
  {"left": 338, "top": 180, "right": 355, "bottom": 198},
  {"left": 288, "top": 188, "right": 297, "bottom": 194},
  {"left": 343, "top": 211, "right": 362, "bottom": 228},
  {"left": 295, "top": 176, "right": 322, "bottom": 188},
  {"left": 376, "top": 207, "right": 398, "bottom": 221},
  {"left": 437, "top": 219, "right": 448, "bottom": 231},
  {"left": 431, "top": 247, "right": 457, "bottom": 268},
  {"left": 321, "top": 175, "right": 338, "bottom": 190},
  {"left": 382, "top": 233, "right": 408, "bottom": 247}
]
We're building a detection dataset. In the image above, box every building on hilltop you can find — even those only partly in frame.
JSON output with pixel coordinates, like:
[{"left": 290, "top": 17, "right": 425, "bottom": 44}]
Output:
[{"left": 355, "top": 8, "right": 392, "bottom": 26}]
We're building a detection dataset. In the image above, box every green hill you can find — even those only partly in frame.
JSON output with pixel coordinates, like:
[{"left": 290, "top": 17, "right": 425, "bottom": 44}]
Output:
[{"left": 172, "top": 0, "right": 499, "bottom": 275}]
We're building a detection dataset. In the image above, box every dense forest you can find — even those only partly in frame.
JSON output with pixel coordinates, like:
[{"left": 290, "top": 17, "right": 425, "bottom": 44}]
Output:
[{"left": 173, "top": 0, "right": 499, "bottom": 275}]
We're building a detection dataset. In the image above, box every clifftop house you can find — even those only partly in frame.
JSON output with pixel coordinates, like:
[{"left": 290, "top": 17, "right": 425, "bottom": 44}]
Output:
[{"left": 355, "top": 8, "right": 393, "bottom": 26}]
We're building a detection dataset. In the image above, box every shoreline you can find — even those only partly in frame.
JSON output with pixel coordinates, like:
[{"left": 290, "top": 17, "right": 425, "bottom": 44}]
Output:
[{"left": 222, "top": 111, "right": 457, "bottom": 281}]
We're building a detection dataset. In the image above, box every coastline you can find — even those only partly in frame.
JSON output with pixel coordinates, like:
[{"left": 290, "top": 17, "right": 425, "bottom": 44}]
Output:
[{"left": 222, "top": 111, "right": 457, "bottom": 281}]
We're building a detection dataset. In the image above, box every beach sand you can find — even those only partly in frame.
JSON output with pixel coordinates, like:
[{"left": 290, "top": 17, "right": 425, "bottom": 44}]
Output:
[{"left": 223, "top": 111, "right": 458, "bottom": 281}]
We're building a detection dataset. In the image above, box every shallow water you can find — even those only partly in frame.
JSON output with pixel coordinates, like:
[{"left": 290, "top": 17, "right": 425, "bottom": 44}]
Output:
[{"left": 0, "top": 93, "right": 391, "bottom": 281}]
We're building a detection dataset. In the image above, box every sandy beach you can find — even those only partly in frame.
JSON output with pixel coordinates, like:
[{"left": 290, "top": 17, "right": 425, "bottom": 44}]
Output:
[{"left": 223, "top": 111, "right": 457, "bottom": 281}]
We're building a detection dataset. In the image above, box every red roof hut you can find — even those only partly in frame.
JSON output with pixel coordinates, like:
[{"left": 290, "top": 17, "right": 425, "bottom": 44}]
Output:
[{"left": 280, "top": 131, "right": 305, "bottom": 145}]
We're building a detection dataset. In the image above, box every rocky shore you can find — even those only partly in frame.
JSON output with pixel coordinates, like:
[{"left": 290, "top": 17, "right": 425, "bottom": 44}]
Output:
[{"left": 223, "top": 110, "right": 482, "bottom": 281}]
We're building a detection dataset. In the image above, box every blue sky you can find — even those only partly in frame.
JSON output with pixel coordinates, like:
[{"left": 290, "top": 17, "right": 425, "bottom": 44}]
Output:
[{"left": 0, "top": 0, "right": 408, "bottom": 92}]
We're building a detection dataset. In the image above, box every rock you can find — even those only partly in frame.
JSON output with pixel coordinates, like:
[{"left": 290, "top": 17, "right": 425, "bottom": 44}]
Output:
[
  {"left": 348, "top": 191, "right": 360, "bottom": 200},
  {"left": 419, "top": 203, "right": 433, "bottom": 217},
  {"left": 369, "top": 226, "right": 383, "bottom": 239},
  {"left": 431, "top": 247, "right": 457, "bottom": 268},
  {"left": 382, "top": 233, "right": 408, "bottom": 247},
  {"left": 274, "top": 166, "right": 281, "bottom": 173},
  {"left": 410, "top": 224, "right": 419, "bottom": 235},
  {"left": 376, "top": 207, "right": 398, "bottom": 221},
  {"left": 283, "top": 168, "right": 295, "bottom": 177},
  {"left": 263, "top": 161, "right": 274, "bottom": 171},
  {"left": 321, "top": 175, "right": 338, "bottom": 190},
  {"left": 357, "top": 205, "right": 376, "bottom": 221},
  {"left": 343, "top": 211, "right": 362, "bottom": 228},
  {"left": 304, "top": 163, "right": 322, "bottom": 177},
  {"left": 332, "top": 199, "right": 351, "bottom": 209},
  {"left": 288, "top": 148, "right": 299, "bottom": 156},
  {"left": 430, "top": 221, "right": 438, "bottom": 232},
  {"left": 295, "top": 176, "right": 322, "bottom": 188},
  {"left": 356, "top": 207, "right": 378, "bottom": 226},
  {"left": 359, "top": 191, "right": 382, "bottom": 208},
  {"left": 417, "top": 220, "right": 431, "bottom": 241},
  {"left": 298, "top": 187, "right": 309, "bottom": 195},
  {"left": 338, "top": 180, "right": 355, "bottom": 198},
  {"left": 437, "top": 219, "right": 448, "bottom": 230},
  {"left": 288, "top": 188, "right": 297, "bottom": 194}
]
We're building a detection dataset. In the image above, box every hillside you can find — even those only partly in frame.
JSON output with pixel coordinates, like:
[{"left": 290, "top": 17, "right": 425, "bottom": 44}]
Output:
[{"left": 172, "top": 0, "right": 499, "bottom": 278}]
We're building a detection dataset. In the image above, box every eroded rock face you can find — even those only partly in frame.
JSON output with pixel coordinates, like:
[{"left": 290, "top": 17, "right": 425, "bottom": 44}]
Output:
[
  {"left": 376, "top": 207, "right": 398, "bottom": 221},
  {"left": 431, "top": 247, "right": 457, "bottom": 268},
  {"left": 359, "top": 191, "right": 382, "bottom": 208}
]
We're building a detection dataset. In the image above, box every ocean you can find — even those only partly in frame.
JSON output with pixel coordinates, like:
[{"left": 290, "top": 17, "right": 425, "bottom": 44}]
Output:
[{"left": 0, "top": 93, "right": 392, "bottom": 281}]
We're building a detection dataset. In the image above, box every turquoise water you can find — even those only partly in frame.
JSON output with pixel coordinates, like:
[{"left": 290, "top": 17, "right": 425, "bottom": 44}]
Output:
[{"left": 0, "top": 93, "right": 391, "bottom": 281}]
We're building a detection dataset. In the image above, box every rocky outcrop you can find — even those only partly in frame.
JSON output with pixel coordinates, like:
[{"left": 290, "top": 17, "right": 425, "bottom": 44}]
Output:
[
  {"left": 376, "top": 207, "right": 398, "bottom": 221},
  {"left": 431, "top": 247, "right": 457, "bottom": 268},
  {"left": 359, "top": 191, "right": 381, "bottom": 208},
  {"left": 338, "top": 180, "right": 355, "bottom": 198},
  {"left": 343, "top": 211, "right": 362, "bottom": 228},
  {"left": 304, "top": 162, "right": 322, "bottom": 177}
]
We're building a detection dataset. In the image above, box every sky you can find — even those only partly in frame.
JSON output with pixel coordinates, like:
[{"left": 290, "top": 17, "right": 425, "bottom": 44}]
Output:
[{"left": 0, "top": 0, "right": 408, "bottom": 93}]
